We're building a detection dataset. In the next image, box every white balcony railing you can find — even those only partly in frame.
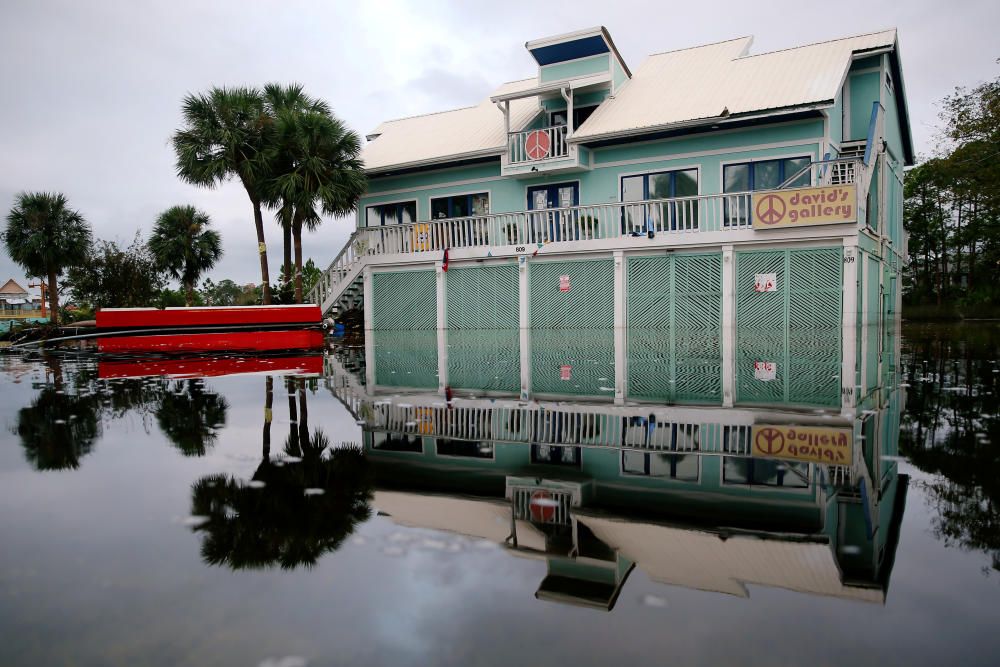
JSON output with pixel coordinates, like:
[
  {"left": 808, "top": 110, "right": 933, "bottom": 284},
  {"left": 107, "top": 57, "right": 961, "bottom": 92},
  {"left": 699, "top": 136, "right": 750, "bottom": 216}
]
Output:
[
  {"left": 508, "top": 125, "right": 569, "bottom": 164},
  {"left": 308, "top": 158, "right": 864, "bottom": 312}
]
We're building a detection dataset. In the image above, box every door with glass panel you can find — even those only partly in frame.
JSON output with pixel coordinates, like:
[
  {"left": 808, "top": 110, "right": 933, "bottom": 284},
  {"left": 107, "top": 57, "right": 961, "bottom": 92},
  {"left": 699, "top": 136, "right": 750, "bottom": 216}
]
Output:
[
  {"left": 620, "top": 169, "right": 698, "bottom": 234},
  {"left": 527, "top": 183, "right": 578, "bottom": 243}
]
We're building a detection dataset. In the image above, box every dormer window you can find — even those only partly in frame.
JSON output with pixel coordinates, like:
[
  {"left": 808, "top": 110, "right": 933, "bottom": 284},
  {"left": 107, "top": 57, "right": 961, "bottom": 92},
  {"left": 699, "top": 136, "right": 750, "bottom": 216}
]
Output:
[{"left": 550, "top": 105, "right": 599, "bottom": 130}]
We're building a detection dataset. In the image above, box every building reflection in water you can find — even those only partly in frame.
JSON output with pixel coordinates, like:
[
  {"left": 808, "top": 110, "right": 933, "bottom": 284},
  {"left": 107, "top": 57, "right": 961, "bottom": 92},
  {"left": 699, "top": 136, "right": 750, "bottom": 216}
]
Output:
[{"left": 334, "top": 321, "right": 907, "bottom": 609}]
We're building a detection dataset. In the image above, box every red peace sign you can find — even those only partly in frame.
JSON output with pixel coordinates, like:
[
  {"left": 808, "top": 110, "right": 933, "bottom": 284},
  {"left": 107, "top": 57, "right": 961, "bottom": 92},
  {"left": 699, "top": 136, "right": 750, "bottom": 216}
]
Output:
[
  {"left": 755, "top": 427, "right": 786, "bottom": 456},
  {"left": 529, "top": 489, "right": 557, "bottom": 522},
  {"left": 755, "top": 194, "right": 787, "bottom": 225},
  {"left": 525, "top": 130, "right": 551, "bottom": 160}
]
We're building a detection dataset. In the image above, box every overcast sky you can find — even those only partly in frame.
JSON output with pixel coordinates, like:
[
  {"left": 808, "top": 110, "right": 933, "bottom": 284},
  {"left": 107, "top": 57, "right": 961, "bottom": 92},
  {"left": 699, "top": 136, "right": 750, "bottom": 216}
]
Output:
[{"left": 1, "top": 0, "right": 997, "bottom": 292}]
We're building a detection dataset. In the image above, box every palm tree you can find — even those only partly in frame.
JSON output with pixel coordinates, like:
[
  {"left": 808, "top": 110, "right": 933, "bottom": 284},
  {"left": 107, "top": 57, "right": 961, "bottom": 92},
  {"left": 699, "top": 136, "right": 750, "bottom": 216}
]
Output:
[
  {"left": 262, "top": 83, "right": 330, "bottom": 302},
  {"left": 148, "top": 205, "right": 223, "bottom": 305},
  {"left": 3, "top": 192, "right": 92, "bottom": 325},
  {"left": 172, "top": 86, "right": 273, "bottom": 304},
  {"left": 266, "top": 105, "right": 367, "bottom": 302},
  {"left": 155, "top": 379, "right": 229, "bottom": 456}
]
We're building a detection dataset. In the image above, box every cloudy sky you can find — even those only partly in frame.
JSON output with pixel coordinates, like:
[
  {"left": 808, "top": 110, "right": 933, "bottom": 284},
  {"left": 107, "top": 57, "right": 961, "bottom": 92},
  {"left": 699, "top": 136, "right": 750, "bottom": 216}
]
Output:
[{"left": 1, "top": 0, "right": 997, "bottom": 292}]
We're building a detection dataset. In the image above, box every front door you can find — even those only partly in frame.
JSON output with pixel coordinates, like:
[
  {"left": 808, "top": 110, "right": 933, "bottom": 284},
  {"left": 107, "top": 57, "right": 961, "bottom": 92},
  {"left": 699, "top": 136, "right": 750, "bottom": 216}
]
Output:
[{"left": 527, "top": 183, "right": 579, "bottom": 243}]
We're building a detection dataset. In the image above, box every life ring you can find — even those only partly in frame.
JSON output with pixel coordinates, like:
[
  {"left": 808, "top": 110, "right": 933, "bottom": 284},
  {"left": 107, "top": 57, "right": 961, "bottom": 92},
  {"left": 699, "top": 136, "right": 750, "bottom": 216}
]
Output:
[{"left": 412, "top": 223, "right": 431, "bottom": 252}]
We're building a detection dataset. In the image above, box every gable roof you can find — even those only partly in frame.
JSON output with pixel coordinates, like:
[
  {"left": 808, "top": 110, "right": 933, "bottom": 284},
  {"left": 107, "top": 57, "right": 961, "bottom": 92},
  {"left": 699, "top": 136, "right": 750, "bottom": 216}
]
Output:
[
  {"left": 572, "top": 29, "right": 899, "bottom": 142},
  {"left": 361, "top": 28, "right": 913, "bottom": 174},
  {"left": 0, "top": 279, "right": 29, "bottom": 295},
  {"left": 361, "top": 78, "right": 541, "bottom": 174}
]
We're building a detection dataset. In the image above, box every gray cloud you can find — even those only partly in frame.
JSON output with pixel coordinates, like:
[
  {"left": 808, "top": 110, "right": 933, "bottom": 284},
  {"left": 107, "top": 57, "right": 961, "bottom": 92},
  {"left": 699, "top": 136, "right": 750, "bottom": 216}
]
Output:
[{"left": 1, "top": 0, "right": 997, "bottom": 290}]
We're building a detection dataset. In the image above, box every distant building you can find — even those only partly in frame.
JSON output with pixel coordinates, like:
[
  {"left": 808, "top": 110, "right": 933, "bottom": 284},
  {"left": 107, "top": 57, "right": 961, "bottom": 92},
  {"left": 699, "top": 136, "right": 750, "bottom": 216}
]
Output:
[{"left": 0, "top": 279, "right": 48, "bottom": 328}]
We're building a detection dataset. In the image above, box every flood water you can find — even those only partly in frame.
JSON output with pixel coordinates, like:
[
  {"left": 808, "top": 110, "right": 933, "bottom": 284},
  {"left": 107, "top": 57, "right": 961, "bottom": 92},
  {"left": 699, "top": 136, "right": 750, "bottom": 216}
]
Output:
[{"left": 1, "top": 323, "right": 998, "bottom": 666}]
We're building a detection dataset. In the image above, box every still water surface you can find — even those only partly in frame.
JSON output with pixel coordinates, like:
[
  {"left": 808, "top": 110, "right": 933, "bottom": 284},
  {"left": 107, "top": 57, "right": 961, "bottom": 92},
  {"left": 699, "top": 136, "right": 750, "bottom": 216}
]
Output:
[{"left": 0, "top": 323, "right": 998, "bottom": 666}]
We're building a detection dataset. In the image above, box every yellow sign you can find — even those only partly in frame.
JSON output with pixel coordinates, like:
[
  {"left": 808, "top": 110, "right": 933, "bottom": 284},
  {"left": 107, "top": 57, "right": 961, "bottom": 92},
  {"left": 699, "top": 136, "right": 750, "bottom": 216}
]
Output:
[
  {"left": 751, "top": 424, "right": 853, "bottom": 465},
  {"left": 412, "top": 223, "right": 431, "bottom": 251},
  {"left": 751, "top": 184, "right": 857, "bottom": 229}
]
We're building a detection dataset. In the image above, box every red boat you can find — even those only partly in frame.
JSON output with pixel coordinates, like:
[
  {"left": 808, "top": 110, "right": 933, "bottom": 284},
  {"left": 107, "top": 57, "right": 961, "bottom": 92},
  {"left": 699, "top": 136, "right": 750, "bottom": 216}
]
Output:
[{"left": 95, "top": 305, "right": 324, "bottom": 353}]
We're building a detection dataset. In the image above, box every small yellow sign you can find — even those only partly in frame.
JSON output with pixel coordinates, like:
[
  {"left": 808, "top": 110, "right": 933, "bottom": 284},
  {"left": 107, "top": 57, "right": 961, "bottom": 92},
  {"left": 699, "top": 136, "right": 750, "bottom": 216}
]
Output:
[
  {"left": 751, "top": 424, "right": 853, "bottom": 465},
  {"left": 751, "top": 184, "right": 857, "bottom": 229}
]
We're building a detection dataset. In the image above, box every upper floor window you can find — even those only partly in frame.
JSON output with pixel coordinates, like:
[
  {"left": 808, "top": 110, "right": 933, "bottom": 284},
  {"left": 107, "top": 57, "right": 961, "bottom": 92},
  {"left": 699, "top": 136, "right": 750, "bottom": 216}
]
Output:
[
  {"left": 366, "top": 200, "right": 416, "bottom": 226},
  {"left": 621, "top": 168, "right": 699, "bottom": 232},
  {"left": 723, "top": 156, "right": 811, "bottom": 193},
  {"left": 722, "top": 156, "right": 810, "bottom": 227},
  {"left": 430, "top": 192, "right": 489, "bottom": 219},
  {"left": 550, "top": 105, "right": 598, "bottom": 130}
]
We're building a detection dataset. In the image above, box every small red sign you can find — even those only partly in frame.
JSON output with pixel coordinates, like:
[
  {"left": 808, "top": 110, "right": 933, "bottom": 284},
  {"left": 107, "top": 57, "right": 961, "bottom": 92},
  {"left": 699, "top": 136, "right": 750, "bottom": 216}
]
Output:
[
  {"left": 559, "top": 274, "right": 571, "bottom": 292},
  {"left": 525, "top": 130, "right": 551, "bottom": 160},
  {"left": 529, "top": 490, "right": 557, "bottom": 522},
  {"left": 560, "top": 365, "right": 572, "bottom": 381}
]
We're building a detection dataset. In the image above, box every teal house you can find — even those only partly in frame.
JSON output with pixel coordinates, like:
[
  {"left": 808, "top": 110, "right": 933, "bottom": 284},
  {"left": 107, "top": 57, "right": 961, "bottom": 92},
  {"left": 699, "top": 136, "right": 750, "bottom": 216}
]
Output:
[{"left": 313, "top": 26, "right": 912, "bottom": 408}]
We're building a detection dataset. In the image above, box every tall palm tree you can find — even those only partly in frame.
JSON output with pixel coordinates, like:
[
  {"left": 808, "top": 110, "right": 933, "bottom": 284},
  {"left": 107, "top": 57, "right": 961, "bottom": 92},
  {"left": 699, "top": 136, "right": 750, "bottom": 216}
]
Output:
[
  {"left": 262, "top": 83, "right": 330, "bottom": 303},
  {"left": 172, "top": 86, "right": 274, "bottom": 304},
  {"left": 3, "top": 192, "right": 92, "bottom": 325},
  {"left": 148, "top": 205, "right": 223, "bottom": 305},
  {"left": 267, "top": 107, "right": 367, "bottom": 302}
]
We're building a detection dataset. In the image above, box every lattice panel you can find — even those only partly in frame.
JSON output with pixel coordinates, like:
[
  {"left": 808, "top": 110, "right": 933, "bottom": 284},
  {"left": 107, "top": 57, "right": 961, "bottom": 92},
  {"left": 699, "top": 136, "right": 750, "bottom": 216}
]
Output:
[
  {"left": 529, "top": 259, "right": 614, "bottom": 329},
  {"left": 447, "top": 329, "right": 520, "bottom": 393},
  {"left": 627, "top": 253, "right": 722, "bottom": 403},
  {"left": 446, "top": 264, "right": 519, "bottom": 329},
  {"left": 531, "top": 328, "right": 615, "bottom": 396},
  {"left": 736, "top": 248, "right": 842, "bottom": 407},
  {"left": 371, "top": 270, "right": 437, "bottom": 331},
  {"left": 372, "top": 330, "right": 438, "bottom": 388}
]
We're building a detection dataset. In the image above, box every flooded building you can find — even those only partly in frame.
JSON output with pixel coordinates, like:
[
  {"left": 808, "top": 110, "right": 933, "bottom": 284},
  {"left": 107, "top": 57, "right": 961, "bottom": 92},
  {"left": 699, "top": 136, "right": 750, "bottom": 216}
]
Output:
[
  {"left": 0, "top": 278, "right": 46, "bottom": 328},
  {"left": 312, "top": 27, "right": 911, "bottom": 408}
]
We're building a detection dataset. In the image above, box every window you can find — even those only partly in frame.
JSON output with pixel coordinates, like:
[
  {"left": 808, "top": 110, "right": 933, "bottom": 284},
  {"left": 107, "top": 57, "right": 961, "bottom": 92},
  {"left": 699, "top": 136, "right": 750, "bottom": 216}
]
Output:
[
  {"left": 723, "top": 156, "right": 811, "bottom": 226},
  {"left": 620, "top": 168, "right": 699, "bottom": 232},
  {"left": 722, "top": 457, "right": 810, "bottom": 488},
  {"left": 430, "top": 192, "right": 489, "bottom": 219},
  {"left": 436, "top": 439, "right": 494, "bottom": 459},
  {"left": 549, "top": 105, "right": 598, "bottom": 130},
  {"left": 366, "top": 200, "right": 416, "bottom": 226},
  {"left": 531, "top": 444, "right": 581, "bottom": 468},
  {"left": 372, "top": 432, "right": 423, "bottom": 453},
  {"left": 622, "top": 451, "right": 699, "bottom": 481}
]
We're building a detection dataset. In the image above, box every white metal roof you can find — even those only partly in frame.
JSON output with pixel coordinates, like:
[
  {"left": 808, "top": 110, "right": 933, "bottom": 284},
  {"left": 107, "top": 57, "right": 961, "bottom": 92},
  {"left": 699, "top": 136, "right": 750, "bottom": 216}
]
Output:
[
  {"left": 573, "top": 29, "right": 897, "bottom": 141},
  {"left": 361, "top": 78, "right": 541, "bottom": 174},
  {"left": 361, "top": 29, "right": 900, "bottom": 173}
]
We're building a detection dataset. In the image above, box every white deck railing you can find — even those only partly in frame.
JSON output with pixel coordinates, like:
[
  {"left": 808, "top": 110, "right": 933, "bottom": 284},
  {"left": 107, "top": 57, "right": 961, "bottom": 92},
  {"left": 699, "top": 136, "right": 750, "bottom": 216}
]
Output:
[
  {"left": 308, "top": 158, "right": 864, "bottom": 312},
  {"left": 508, "top": 124, "right": 569, "bottom": 164}
]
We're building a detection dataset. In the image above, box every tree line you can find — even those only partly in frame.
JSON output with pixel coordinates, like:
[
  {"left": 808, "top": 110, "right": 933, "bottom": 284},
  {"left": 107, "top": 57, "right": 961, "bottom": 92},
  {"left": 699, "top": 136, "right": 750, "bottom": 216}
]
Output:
[
  {"left": 2, "top": 83, "right": 365, "bottom": 324},
  {"left": 904, "top": 70, "right": 1000, "bottom": 314}
]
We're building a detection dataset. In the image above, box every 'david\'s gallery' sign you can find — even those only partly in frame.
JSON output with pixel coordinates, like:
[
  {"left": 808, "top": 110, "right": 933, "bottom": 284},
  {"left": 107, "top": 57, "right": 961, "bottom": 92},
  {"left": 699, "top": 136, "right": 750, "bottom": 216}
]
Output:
[
  {"left": 751, "top": 424, "right": 853, "bottom": 465},
  {"left": 752, "top": 184, "right": 858, "bottom": 229}
]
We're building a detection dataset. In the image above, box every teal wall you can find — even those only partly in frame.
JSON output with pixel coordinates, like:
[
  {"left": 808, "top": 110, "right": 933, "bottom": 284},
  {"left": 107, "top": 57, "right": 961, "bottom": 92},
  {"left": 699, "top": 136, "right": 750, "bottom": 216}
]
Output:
[
  {"left": 540, "top": 54, "right": 610, "bottom": 83},
  {"left": 849, "top": 71, "right": 880, "bottom": 141},
  {"left": 359, "top": 119, "right": 825, "bottom": 227}
]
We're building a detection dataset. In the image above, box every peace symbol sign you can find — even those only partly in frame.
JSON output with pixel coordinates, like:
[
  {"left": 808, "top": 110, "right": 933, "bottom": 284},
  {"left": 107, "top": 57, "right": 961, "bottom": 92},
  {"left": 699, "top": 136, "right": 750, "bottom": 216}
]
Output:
[
  {"left": 525, "top": 130, "right": 551, "bottom": 160},
  {"left": 755, "top": 194, "right": 787, "bottom": 225},
  {"left": 754, "top": 427, "right": 786, "bottom": 455}
]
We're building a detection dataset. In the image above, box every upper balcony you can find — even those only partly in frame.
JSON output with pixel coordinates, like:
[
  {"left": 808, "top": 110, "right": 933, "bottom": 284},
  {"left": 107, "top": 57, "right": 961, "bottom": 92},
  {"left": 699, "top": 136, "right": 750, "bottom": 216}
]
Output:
[{"left": 503, "top": 123, "right": 590, "bottom": 177}]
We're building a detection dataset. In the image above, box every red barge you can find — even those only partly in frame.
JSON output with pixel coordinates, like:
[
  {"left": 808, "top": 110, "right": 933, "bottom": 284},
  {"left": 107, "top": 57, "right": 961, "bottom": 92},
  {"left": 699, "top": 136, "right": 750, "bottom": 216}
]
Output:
[{"left": 94, "top": 305, "right": 324, "bottom": 353}]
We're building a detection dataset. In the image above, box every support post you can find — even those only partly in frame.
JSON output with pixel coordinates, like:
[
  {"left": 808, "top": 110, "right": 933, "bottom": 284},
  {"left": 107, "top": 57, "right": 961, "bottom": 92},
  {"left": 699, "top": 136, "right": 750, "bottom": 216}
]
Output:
[
  {"left": 842, "top": 240, "right": 858, "bottom": 415},
  {"left": 613, "top": 251, "right": 626, "bottom": 405},
  {"left": 721, "top": 245, "right": 736, "bottom": 407},
  {"left": 363, "top": 266, "right": 375, "bottom": 388},
  {"left": 436, "top": 263, "right": 448, "bottom": 391},
  {"left": 519, "top": 256, "right": 531, "bottom": 401}
]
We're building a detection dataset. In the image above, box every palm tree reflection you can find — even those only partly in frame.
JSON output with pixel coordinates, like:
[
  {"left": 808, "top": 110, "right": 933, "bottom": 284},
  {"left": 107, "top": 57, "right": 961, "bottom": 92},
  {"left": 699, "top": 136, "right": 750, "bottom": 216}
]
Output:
[
  {"left": 190, "top": 377, "right": 372, "bottom": 570},
  {"left": 155, "top": 380, "right": 229, "bottom": 457},
  {"left": 14, "top": 357, "right": 100, "bottom": 470}
]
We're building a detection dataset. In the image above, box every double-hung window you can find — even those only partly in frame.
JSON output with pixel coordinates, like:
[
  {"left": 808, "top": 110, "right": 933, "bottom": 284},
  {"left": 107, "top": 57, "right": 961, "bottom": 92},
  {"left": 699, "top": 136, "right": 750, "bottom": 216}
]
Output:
[
  {"left": 365, "top": 200, "right": 416, "bottom": 226},
  {"left": 620, "top": 168, "right": 698, "bottom": 233},
  {"left": 723, "top": 156, "right": 811, "bottom": 227}
]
